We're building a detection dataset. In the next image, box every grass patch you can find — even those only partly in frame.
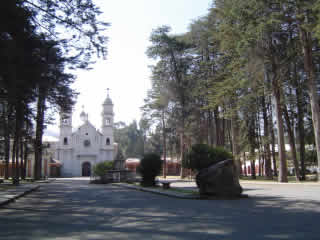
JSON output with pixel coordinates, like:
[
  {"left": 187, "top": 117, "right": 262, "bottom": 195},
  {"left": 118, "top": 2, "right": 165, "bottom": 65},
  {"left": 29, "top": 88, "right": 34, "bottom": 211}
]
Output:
[
  {"left": 0, "top": 178, "right": 37, "bottom": 187},
  {"left": 240, "top": 174, "right": 317, "bottom": 182},
  {"left": 240, "top": 176, "right": 276, "bottom": 181},
  {"left": 0, "top": 185, "right": 13, "bottom": 190},
  {"left": 167, "top": 187, "right": 198, "bottom": 195},
  {"left": 130, "top": 181, "right": 199, "bottom": 195}
]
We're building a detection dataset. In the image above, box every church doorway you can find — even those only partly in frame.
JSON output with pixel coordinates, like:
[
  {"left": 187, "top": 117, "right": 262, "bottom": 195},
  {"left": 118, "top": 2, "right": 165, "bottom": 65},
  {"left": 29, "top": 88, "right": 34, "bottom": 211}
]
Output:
[{"left": 82, "top": 162, "right": 91, "bottom": 176}]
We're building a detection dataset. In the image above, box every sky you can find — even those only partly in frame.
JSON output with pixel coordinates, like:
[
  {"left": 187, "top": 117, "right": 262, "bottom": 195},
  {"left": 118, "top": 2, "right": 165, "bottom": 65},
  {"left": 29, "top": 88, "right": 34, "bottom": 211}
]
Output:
[{"left": 44, "top": 0, "right": 212, "bottom": 140}]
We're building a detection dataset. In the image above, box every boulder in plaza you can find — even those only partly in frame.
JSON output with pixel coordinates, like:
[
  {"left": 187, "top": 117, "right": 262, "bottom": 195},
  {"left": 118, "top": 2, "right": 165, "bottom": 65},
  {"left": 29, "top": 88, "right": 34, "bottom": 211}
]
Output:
[{"left": 196, "top": 159, "right": 243, "bottom": 198}]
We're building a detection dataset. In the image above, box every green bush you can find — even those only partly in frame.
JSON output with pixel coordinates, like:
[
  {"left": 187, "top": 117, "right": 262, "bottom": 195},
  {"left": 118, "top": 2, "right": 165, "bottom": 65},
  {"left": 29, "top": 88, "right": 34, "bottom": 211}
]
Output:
[
  {"left": 138, "top": 153, "right": 162, "bottom": 187},
  {"left": 93, "top": 161, "right": 114, "bottom": 178},
  {"left": 305, "top": 149, "right": 317, "bottom": 166},
  {"left": 184, "top": 144, "right": 233, "bottom": 171},
  {"left": 213, "top": 146, "right": 233, "bottom": 164}
]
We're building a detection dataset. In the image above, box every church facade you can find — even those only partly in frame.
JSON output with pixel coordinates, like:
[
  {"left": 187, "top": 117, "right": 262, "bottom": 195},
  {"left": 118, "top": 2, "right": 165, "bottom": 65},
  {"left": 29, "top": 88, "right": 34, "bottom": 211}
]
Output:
[{"left": 55, "top": 94, "right": 115, "bottom": 177}]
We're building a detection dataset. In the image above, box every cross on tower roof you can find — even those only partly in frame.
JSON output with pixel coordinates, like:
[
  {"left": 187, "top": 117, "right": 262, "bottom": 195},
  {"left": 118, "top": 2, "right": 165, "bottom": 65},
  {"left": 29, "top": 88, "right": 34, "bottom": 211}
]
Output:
[{"left": 103, "top": 88, "right": 113, "bottom": 105}]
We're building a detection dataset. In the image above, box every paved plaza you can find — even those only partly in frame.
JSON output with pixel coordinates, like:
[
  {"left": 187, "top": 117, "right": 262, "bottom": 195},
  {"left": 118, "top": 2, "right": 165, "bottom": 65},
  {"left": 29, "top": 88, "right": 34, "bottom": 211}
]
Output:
[{"left": 0, "top": 179, "right": 319, "bottom": 240}]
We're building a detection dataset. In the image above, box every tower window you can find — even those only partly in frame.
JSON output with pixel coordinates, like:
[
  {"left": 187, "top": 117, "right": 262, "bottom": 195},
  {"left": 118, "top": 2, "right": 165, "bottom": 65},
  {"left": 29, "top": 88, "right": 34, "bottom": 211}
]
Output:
[
  {"left": 84, "top": 139, "right": 91, "bottom": 147},
  {"left": 106, "top": 138, "right": 110, "bottom": 145},
  {"left": 62, "top": 118, "right": 69, "bottom": 124},
  {"left": 105, "top": 118, "right": 111, "bottom": 125},
  {"left": 63, "top": 137, "right": 68, "bottom": 145}
]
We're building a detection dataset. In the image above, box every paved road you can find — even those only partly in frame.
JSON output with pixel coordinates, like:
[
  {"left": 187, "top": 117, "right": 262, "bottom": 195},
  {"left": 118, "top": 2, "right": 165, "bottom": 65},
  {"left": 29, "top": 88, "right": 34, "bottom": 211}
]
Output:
[
  {"left": 0, "top": 179, "right": 319, "bottom": 240},
  {"left": 172, "top": 180, "right": 320, "bottom": 202}
]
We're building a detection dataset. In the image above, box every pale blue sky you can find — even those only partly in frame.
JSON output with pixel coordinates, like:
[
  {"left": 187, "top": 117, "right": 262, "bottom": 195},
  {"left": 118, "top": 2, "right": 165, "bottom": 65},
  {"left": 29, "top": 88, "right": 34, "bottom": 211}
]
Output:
[{"left": 45, "top": 0, "right": 212, "bottom": 139}]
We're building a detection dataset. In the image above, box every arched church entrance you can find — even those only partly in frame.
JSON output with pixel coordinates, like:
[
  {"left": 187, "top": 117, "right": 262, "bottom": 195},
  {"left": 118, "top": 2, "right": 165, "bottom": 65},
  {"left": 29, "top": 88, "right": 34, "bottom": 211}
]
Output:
[{"left": 82, "top": 162, "right": 91, "bottom": 176}]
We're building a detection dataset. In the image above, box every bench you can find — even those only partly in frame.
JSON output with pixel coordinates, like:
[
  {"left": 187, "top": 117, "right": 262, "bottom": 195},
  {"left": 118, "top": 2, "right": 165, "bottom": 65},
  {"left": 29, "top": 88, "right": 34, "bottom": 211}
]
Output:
[
  {"left": 25, "top": 178, "right": 35, "bottom": 182},
  {"left": 158, "top": 181, "right": 171, "bottom": 189}
]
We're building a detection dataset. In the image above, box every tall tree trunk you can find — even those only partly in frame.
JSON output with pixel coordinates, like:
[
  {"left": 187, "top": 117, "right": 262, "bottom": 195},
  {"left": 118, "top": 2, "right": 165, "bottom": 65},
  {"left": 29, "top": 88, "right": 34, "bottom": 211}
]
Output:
[
  {"left": 179, "top": 131, "right": 185, "bottom": 178},
  {"left": 221, "top": 118, "right": 225, "bottom": 146},
  {"left": 269, "top": 102, "right": 278, "bottom": 177},
  {"left": 214, "top": 107, "right": 221, "bottom": 146},
  {"left": 247, "top": 110, "right": 257, "bottom": 179},
  {"left": 261, "top": 95, "right": 273, "bottom": 179},
  {"left": 4, "top": 112, "right": 10, "bottom": 180},
  {"left": 270, "top": 124, "right": 278, "bottom": 177},
  {"left": 243, "top": 152, "right": 247, "bottom": 176},
  {"left": 11, "top": 134, "right": 16, "bottom": 182},
  {"left": 261, "top": 153, "right": 265, "bottom": 177},
  {"left": 208, "top": 110, "right": 214, "bottom": 146},
  {"left": 23, "top": 139, "right": 29, "bottom": 178},
  {"left": 299, "top": 27, "right": 320, "bottom": 181},
  {"left": 258, "top": 148, "right": 262, "bottom": 177},
  {"left": 231, "top": 112, "right": 241, "bottom": 176},
  {"left": 179, "top": 116, "right": 186, "bottom": 178},
  {"left": 15, "top": 130, "right": 20, "bottom": 183},
  {"left": 20, "top": 137, "right": 25, "bottom": 180},
  {"left": 13, "top": 104, "right": 23, "bottom": 185},
  {"left": 162, "top": 110, "right": 167, "bottom": 178},
  {"left": 273, "top": 92, "right": 287, "bottom": 182},
  {"left": 293, "top": 61, "right": 306, "bottom": 180},
  {"left": 256, "top": 112, "right": 263, "bottom": 177},
  {"left": 34, "top": 86, "right": 47, "bottom": 180},
  {"left": 250, "top": 151, "right": 256, "bottom": 180},
  {"left": 271, "top": 66, "right": 288, "bottom": 182},
  {"left": 227, "top": 119, "right": 232, "bottom": 153},
  {"left": 283, "top": 106, "right": 300, "bottom": 181},
  {"left": 296, "top": 86, "right": 306, "bottom": 180}
]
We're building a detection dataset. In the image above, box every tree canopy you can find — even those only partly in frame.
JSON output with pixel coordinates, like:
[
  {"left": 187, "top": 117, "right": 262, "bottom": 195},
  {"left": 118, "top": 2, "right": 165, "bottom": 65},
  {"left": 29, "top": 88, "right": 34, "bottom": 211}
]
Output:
[
  {"left": 143, "top": 0, "right": 320, "bottom": 182},
  {"left": 0, "top": 0, "right": 109, "bottom": 181}
]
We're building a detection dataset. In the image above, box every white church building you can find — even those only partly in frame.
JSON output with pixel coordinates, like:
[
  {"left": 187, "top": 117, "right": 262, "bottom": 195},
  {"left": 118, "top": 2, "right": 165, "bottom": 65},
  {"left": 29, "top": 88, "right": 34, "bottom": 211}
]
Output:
[{"left": 54, "top": 93, "right": 115, "bottom": 177}]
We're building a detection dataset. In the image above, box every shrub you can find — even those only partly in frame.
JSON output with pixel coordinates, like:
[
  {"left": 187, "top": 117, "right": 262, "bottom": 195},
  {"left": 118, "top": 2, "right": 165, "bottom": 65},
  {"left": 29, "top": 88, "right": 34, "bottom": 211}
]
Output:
[
  {"left": 305, "top": 149, "right": 317, "bottom": 166},
  {"left": 183, "top": 144, "right": 212, "bottom": 170},
  {"left": 93, "top": 161, "right": 114, "bottom": 178},
  {"left": 213, "top": 146, "right": 233, "bottom": 164},
  {"left": 138, "top": 153, "right": 162, "bottom": 187},
  {"left": 184, "top": 144, "right": 233, "bottom": 171}
]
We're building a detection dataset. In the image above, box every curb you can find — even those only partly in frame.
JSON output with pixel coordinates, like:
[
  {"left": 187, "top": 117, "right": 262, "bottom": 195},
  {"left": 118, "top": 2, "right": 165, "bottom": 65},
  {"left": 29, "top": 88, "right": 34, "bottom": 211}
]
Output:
[
  {"left": 240, "top": 180, "right": 320, "bottom": 185},
  {"left": 112, "top": 183, "right": 199, "bottom": 199},
  {"left": 0, "top": 185, "right": 40, "bottom": 207},
  {"left": 112, "top": 183, "right": 250, "bottom": 200},
  {"left": 19, "top": 185, "right": 41, "bottom": 198}
]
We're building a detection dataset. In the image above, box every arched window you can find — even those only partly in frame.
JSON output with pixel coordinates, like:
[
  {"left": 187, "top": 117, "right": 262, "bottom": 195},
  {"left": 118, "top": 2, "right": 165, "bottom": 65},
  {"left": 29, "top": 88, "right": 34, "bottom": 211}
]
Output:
[
  {"left": 63, "top": 137, "right": 68, "bottom": 145},
  {"left": 106, "top": 138, "right": 110, "bottom": 145}
]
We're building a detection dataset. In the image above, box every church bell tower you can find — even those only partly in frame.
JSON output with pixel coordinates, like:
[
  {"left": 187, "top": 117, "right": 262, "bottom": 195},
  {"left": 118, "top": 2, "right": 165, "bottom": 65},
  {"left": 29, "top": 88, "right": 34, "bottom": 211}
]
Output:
[
  {"left": 101, "top": 89, "right": 114, "bottom": 148},
  {"left": 59, "top": 111, "right": 72, "bottom": 147}
]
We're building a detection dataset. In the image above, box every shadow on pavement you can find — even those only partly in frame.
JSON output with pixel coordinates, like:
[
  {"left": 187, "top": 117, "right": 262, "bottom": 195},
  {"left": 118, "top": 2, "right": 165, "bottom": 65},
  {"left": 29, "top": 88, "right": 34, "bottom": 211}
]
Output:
[{"left": 0, "top": 180, "right": 319, "bottom": 240}]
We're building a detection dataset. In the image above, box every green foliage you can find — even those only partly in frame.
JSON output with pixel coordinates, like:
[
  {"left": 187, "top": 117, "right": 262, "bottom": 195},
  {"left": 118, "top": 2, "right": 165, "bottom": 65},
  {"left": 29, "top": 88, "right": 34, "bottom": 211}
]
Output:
[
  {"left": 137, "top": 153, "right": 162, "bottom": 187},
  {"left": 22, "top": 0, "right": 109, "bottom": 68},
  {"left": 184, "top": 144, "right": 233, "bottom": 171},
  {"left": 93, "top": 161, "right": 114, "bottom": 177},
  {"left": 140, "top": 0, "right": 320, "bottom": 181},
  {"left": 0, "top": 0, "right": 107, "bottom": 181},
  {"left": 305, "top": 150, "right": 317, "bottom": 166},
  {"left": 114, "top": 120, "right": 147, "bottom": 159},
  {"left": 315, "top": 3, "right": 320, "bottom": 40}
]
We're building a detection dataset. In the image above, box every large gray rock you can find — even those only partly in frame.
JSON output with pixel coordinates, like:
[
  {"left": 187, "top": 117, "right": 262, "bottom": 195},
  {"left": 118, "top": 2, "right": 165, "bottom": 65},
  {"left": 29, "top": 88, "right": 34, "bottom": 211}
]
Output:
[{"left": 196, "top": 159, "right": 243, "bottom": 197}]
